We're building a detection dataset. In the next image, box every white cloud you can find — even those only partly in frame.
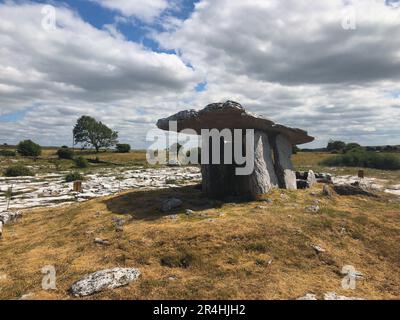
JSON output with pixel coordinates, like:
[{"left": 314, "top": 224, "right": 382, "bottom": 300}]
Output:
[
  {"left": 1, "top": 0, "right": 400, "bottom": 148},
  {"left": 155, "top": 0, "right": 400, "bottom": 147},
  {"left": 91, "top": 0, "right": 169, "bottom": 22}
]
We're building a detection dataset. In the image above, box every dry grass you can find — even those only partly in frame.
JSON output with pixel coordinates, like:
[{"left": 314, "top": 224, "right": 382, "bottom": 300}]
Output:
[{"left": 1, "top": 184, "right": 399, "bottom": 300}]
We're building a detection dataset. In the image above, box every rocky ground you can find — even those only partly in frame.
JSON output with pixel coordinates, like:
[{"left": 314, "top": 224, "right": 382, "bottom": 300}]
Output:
[
  {"left": 0, "top": 166, "right": 201, "bottom": 213},
  {"left": 1, "top": 166, "right": 399, "bottom": 215}
]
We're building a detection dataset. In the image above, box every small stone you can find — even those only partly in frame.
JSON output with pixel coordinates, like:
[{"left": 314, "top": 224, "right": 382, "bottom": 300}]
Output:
[
  {"left": 297, "top": 293, "right": 317, "bottom": 300},
  {"left": 112, "top": 217, "right": 125, "bottom": 227},
  {"left": 185, "top": 209, "right": 195, "bottom": 215},
  {"left": 165, "top": 214, "right": 178, "bottom": 220},
  {"left": 264, "top": 198, "right": 273, "bottom": 204},
  {"left": 19, "top": 293, "right": 35, "bottom": 300},
  {"left": 256, "top": 206, "right": 267, "bottom": 209},
  {"left": 324, "top": 292, "right": 364, "bottom": 300},
  {"left": 161, "top": 198, "right": 183, "bottom": 212},
  {"left": 312, "top": 245, "right": 326, "bottom": 253},
  {"left": 306, "top": 205, "right": 320, "bottom": 213},
  {"left": 94, "top": 238, "right": 111, "bottom": 246},
  {"left": 69, "top": 268, "right": 140, "bottom": 297}
]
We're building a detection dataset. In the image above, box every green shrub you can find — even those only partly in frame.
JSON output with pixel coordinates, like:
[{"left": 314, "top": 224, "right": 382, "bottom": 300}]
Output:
[
  {"left": 17, "top": 140, "right": 42, "bottom": 157},
  {"left": 65, "top": 172, "right": 83, "bottom": 182},
  {"left": 343, "top": 143, "right": 364, "bottom": 153},
  {"left": 321, "top": 150, "right": 400, "bottom": 170},
  {"left": 0, "top": 150, "right": 16, "bottom": 157},
  {"left": 116, "top": 144, "right": 131, "bottom": 153},
  {"left": 74, "top": 156, "right": 88, "bottom": 168},
  {"left": 57, "top": 147, "right": 74, "bottom": 160},
  {"left": 4, "top": 165, "right": 34, "bottom": 177}
]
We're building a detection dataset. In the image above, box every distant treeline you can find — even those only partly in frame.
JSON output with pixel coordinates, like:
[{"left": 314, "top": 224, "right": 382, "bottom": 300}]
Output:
[{"left": 300, "top": 144, "right": 400, "bottom": 153}]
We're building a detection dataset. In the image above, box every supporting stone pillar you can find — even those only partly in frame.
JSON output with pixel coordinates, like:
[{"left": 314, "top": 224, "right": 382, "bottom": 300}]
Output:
[{"left": 271, "top": 134, "right": 297, "bottom": 190}]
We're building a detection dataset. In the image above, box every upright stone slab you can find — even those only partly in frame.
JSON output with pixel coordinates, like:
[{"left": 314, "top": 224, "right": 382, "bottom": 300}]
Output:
[{"left": 272, "top": 134, "right": 297, "bottom": 190}]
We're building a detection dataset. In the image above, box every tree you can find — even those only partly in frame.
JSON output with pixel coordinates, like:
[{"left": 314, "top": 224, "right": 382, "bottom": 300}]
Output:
[
  {"left": 326, "top": 140, "right": 346, "bottom": 153},
  {"left": 343, "top": 143, "right": 363, "bottom": 153},
  {"left": 17, "top": 140, "right": 42, "bottom": 157},
  {"left": 73, "top": 116, "right": 118, "bottom": 153}
]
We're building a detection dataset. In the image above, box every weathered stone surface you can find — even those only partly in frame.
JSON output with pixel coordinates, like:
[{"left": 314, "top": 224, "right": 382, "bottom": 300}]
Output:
[
  {"left": 0, "top": 211, "right": 22, "bottom": 225},
  {"left": 272, "top": 134, "right": 297, "bottom": 190},
  {"left": 94, "top": 238, "right": 111, "bottom": 246},
  {"left": 284, "top": 170, "right": 297, "bottom": 190},
  {"left": 307, "top": 170, "right": 317, "bottom": 187},
  {"left": 324, "top": 292, "right": 364, "bottom": 300},
  {"left": 161, "top": 198, "right": 183, "bottom": 212},
  {"left": 157, "top": 101, "right": 314, "bottom": 145},
  {"left": 297, "top": 293, "right": 318, "bottom": 300},
  {"left": 69, "top": 268, "right": 140, "bottom": 297}
]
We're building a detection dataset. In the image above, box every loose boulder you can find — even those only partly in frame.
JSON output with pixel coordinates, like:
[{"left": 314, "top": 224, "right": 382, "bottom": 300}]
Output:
[{"left": 69, "top": 268, "right": 141, "bottom": 297}]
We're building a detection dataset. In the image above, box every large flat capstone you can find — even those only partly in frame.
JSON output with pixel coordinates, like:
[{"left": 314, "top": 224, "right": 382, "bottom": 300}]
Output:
[{"left": 157, "top": 100, "right": 314, "bottom": 145}]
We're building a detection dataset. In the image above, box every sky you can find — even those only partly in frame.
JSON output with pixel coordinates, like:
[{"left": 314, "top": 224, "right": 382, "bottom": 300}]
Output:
[{"left": 0, "top": 0, "right": 400, "bottom": 149}]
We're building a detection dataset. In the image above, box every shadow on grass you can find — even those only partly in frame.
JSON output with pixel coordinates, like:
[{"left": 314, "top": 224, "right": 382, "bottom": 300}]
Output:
[{"left": 104, "top": 185, "right": 224, "bottom": 221}]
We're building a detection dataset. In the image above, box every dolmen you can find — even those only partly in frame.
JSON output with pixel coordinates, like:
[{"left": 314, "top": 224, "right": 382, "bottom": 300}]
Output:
[{"left": 157, "top": 101, "right": 314, "bottom": 199}]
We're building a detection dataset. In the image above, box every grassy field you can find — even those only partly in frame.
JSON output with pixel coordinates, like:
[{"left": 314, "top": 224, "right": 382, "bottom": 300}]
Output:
[
  {"left": 0, "top": 184, "right": 399, "bottom": 300},
  {"left": 1, "top": 148, "right": 400, "bottom": 180},
  {"left": 1, "top": 149, "right": 399, "bottom": 300}
]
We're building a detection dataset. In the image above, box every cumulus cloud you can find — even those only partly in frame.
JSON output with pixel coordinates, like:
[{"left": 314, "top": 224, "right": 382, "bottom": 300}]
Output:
[
  {"left": 1, "top": 0, "right": 400, "bottom": 148},
  {"left": 155, "top": 0, "right": 400, "bottom": 146},
  {"left": 0, "top": 1, "right": 198, "bottom": 146}
]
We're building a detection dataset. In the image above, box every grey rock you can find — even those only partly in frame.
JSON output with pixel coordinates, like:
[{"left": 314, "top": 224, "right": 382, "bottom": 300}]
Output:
[
  {"left": 324, "top": 292, "right": 364, "bottom": 300},
  {"left": 185, "top": 209, "right": 195, "bottom": 215},
  {"left": 312, "top": 245, "right": 326, "bottom": 253},
  {"left": 306, "top": 205, "right": 320, "bottom": 213},
  {"left": 307, "top": 170, "right": 317, "bottom": 188},
  {"left": 94, "top": 238, "right": 111, "bottom": 246},
  {"left": 112, "top": 217, "right": 125, "bottom": 227},
  {"left": 297, "top": 293, "right": 317, "bottom": 300},
  {"left": 19, "top": 293, "right": 35, "bottom": 300},
  {"left": 0, "top": 211, "right": 22, "bottom": 225},
  {"left": 156, "top": 101, "right": 314, "bottom": 145},
  {"left": 161, "top": 198, "right": 183, "bottom": 212},
  {"left": 256, "top": 206, "right": 267, "bottom": 209},
  {"left": 69, "top": 268, "right": 140, "bottom": 297}
]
